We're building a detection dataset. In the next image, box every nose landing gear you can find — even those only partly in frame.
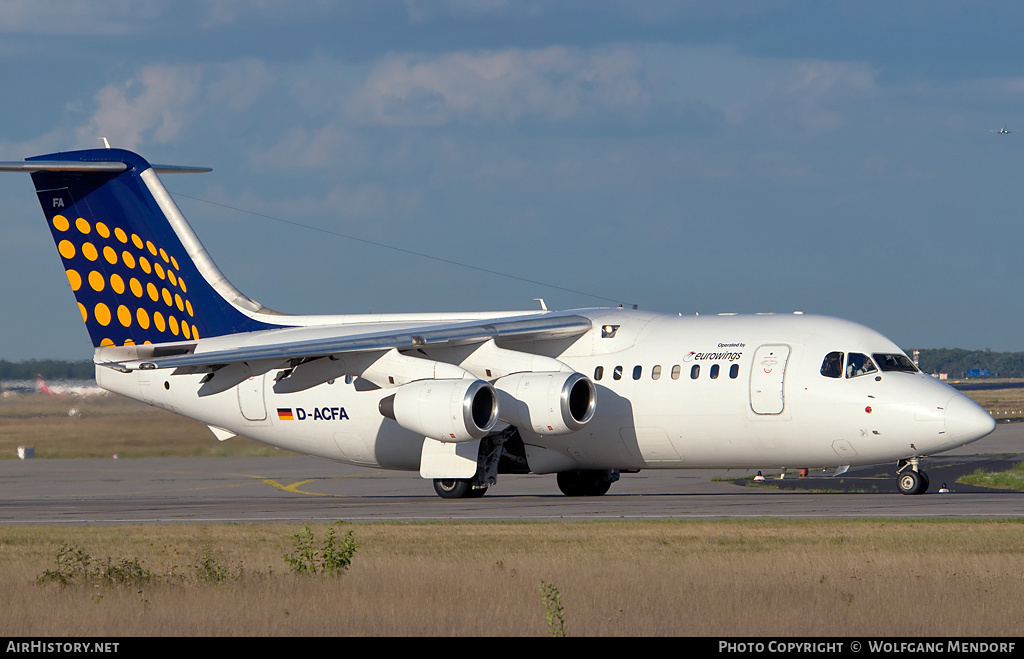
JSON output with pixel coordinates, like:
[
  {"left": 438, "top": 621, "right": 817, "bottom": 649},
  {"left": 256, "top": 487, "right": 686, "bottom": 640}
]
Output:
[{"left": 896, "top": 458, "right": 929, "bottom": 495}]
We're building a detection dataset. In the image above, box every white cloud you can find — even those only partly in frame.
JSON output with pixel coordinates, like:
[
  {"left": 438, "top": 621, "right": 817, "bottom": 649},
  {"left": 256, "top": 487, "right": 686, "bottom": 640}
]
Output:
[
  {"left": 347, "top": 45, "right": 650, "bottom": 126},
  {"left": 248, "top": 125, "right": 352, "bottom": 170},
  {"left": 75, "top": 61, "right": 274, "bottom": 150},
  {"left": 646, "top": 45, "right": 878, "bottom": 139},
  {"left": 76, "top": 66, "right": 200, "bottom": 150}
]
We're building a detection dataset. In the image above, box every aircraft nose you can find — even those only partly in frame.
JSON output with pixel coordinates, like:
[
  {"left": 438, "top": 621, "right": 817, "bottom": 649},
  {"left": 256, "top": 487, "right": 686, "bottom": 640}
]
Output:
[{"left": 944, "top": 393, "right": 997, "bottom": 445}]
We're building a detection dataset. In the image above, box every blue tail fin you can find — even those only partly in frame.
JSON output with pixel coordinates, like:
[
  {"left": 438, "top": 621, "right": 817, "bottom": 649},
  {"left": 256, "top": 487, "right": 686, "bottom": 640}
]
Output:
[{"left": 20, "top": 148, "right": 282, "bottom": 348}]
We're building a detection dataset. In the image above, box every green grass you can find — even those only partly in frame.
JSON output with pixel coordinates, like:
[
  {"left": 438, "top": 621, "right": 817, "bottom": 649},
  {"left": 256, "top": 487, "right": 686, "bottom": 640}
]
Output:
[{"left": 957, "top": 461, "right": 1024, "bottom": 491}]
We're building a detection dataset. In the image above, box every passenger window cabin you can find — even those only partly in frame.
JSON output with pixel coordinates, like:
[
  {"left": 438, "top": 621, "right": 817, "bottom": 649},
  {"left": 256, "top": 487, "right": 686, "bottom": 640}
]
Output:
[{"left": 592, "top": 361, "right": 741, "bottom": 382}]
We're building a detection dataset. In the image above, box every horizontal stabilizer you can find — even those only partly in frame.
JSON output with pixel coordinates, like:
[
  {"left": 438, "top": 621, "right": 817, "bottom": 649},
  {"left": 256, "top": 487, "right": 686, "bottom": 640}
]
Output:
[{"left": 0, "top": 161, "right": 210, "bottom": 173}]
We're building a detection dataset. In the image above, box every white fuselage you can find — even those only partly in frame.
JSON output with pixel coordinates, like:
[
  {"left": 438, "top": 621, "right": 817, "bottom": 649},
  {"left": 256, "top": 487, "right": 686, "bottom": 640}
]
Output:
[{"left": 95, "top": 308, "right": 994, "bottom": 477}]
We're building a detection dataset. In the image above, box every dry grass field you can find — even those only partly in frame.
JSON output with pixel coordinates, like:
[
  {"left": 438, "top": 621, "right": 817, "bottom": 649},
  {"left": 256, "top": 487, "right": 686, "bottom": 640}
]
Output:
[
  {"left": 1, "top": 520, "right": 1022, "bottom": 637},
  {"left": 0, "top": 392, "right": 286, "bottom": 458},
  {"left": 961, "top": 386, "right": 1024, "bottom": 421}
]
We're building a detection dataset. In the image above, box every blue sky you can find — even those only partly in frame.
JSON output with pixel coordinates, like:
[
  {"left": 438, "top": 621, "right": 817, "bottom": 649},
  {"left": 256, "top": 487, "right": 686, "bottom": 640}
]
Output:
[{"left": 2, "top": 1, "right": 1024, "bottom": 360}]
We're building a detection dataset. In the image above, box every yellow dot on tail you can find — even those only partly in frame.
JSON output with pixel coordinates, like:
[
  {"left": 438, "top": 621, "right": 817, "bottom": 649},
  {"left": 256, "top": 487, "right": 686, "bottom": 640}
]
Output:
[
  {"left": 192, "top": 325, "right": 199, "bottom": 340},
  {"left": 103, "top": 246, "right": 117, "bottom": 265},
  {"left": 96, "top": 222, "right": 110, "bottom": 239},
  {"left": 130, "top": 278, "right": 143, "bottom": 298},
  {"left": 169, "top": 316, "right": 179, "bottom": 335},
  {"left": 132, "top": 234, "right": 143, "bottom": 249},
  {"left": 147, "top": 282, "right": 158, "bottom": 301},
  {"left": 66, "top": 269, "right": 82, "bottom": 291},
  {"left": 171, "top": 256, "right": 179, "bottom": 270},
  {"left": 162, "top": 288, "right": 172, "bottom": 307},
  {"left": 88, "top": 271, "right": 105, "bottom": 292},
  {"left": 136, "top": 307, "right": 150, "bottom": 329},
  {"left": 186, "top": 300, "right": 194, "bottom": 317},
  {"left": 76, "top": 218, "right": 91, "bottom": 234},
  {"left": 160, "top": 248, "right": 169, "bottom": 263},
  {"left": 139, "top": 256, "right": 151, "bottom": 274},
  {"left": 175, "top": 293, "right": 184, "bottom": 312},
  {"left": 146, "top": 241, "right": 157, "bottom": 256},
  {"left": 117, "top": 305, "right": 132, "bottom": 327},
  {"left": 115, "top": 227, "right": 128, "bottom": 243},
  {"left": 182, "top": 323, "right": 191, "bottom": 339},
  {"left": 155, "top": 263, "right": 165, "bottom": 280},
  {"left": 78, "top": 303, "right": 87, "bottom": 322},
  {"left": 53, "top": 215, "right": 70, "bottom": 232},
  {"left": 122, "top": 251, "right": 136, "bottom": 269},
  {"left": 100, "top": 338, "right": 114, "bottom": 347},
  {"left": 82, "top": 242, "right": 98, "bottom": 261},
  {"left": 154, "top": 311, "right": 166, "bottom": 332},
  {"left": 58, "top": 240, "right": 76, "bottom": 259},
  {"left": 110, "top": 273, "right": 125, "bottom": 294},
  {"left": 94, "top": 303, "right": 111, "bottom": 326}
]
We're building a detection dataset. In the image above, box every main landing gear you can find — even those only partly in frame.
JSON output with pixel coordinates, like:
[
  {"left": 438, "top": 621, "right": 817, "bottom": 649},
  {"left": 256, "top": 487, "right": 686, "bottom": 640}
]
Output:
[
  {"left": 433, "top": 479, "right": 488, "bottom": 499},
  {"left": 556, "top": 469, "right": 620, "bottom": 497},
  {"left": 896, "top": 458, "right": 929, "bottom": 495},
  {"left": 433, "top": 469, "right": 622, "bottom": 499}
]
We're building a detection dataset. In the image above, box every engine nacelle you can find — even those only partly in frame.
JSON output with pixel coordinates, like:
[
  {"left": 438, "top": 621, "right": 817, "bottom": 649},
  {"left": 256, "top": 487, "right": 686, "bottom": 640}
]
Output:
[
  {"left": 379, "top": 378, "right": 498, "bottom": 443},
  {"left": 494, "top": 371, "right": 596, "bottom": 435}
]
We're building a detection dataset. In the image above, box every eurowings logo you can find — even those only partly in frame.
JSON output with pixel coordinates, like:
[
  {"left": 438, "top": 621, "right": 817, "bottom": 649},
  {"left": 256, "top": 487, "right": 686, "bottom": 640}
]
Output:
[{"left": 683, "top": 350, "right": 743, "bottom": 362}]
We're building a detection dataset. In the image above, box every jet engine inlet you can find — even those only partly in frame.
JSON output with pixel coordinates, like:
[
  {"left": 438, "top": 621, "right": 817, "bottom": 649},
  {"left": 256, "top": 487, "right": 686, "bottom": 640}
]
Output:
[
  {"left": 379, "top": 378, "right": 498, "bottom": 442},
  {"left": 494, "top": 371, "right": 596, "bottom": 435}
]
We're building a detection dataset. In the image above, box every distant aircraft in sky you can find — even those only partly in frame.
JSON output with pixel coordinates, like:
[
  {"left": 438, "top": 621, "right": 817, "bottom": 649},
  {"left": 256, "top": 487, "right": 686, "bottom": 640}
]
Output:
[
  {"left": 990, "top": 127, "right": 1017, "bottom": 134},
  {"left": 0, "top": 148, "right": 997, "bottom": 497}
]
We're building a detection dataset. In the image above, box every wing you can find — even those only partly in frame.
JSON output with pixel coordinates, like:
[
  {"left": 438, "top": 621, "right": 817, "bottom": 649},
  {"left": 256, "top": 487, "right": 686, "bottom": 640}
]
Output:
[{"left": 105, "top": 309, "right": 593, "bottom": 373}]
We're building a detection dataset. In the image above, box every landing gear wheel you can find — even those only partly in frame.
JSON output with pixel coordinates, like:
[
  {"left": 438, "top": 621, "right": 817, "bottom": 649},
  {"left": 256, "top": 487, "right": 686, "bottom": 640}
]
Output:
[
  {"left": 556, "top": 470, "right": 614, "bottom": 497},
  {"left": 433, "top": 479, "right": 487, "bottom": 499},
  {"left": 897, "top": 469, "right": 928, "bottom": 495}
]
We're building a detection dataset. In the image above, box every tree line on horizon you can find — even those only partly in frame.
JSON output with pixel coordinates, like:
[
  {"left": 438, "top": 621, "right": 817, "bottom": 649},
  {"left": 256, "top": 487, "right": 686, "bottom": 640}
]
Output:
[
  {"left": 0, "top": 359, "right": 95, "bottom": 381},
  {"left": 4, "top": 349, "right": 1024, "bottom": 382},
  {"left": 911, "top": 348, "right": 1024, "bottom": 379}
]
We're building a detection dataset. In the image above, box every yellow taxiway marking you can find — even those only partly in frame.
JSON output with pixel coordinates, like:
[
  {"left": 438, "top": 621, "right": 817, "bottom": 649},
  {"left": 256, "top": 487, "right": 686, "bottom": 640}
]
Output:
[{"left": 245, "top": 475, "right": 331, "bottom": 496}]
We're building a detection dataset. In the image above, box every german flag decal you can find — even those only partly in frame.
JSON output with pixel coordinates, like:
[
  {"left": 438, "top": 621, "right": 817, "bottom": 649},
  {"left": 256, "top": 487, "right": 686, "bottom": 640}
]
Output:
[{"left": 277, "top": 408, "right": 294, "bottom": 421}]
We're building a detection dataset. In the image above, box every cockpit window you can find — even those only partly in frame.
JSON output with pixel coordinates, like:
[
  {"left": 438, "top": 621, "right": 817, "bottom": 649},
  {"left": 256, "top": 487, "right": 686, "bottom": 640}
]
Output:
[
  {"left": 820, "top": 351, "right": 843, "bottom": 378},
  {"left": 873, "top": 353, "right": 918, "bottom": 373},
  {"left": 846, "top": 353, "right": 877, "bottom": 378}
]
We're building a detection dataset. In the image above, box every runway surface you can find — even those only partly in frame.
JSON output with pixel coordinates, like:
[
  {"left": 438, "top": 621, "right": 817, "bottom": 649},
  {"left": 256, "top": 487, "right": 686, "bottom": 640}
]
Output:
[{"left": 1, "top": 423, "right": 1022, "bottom": 525}]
